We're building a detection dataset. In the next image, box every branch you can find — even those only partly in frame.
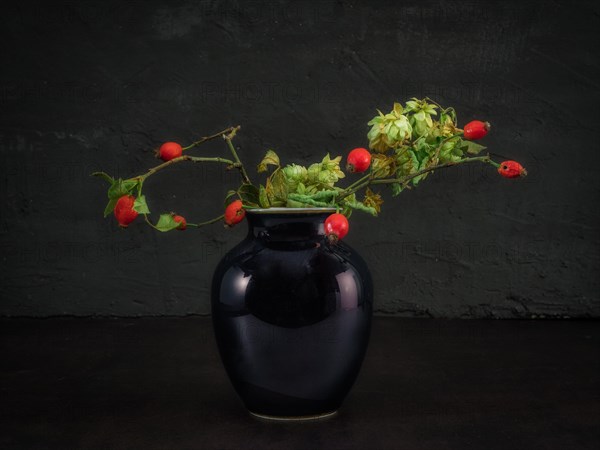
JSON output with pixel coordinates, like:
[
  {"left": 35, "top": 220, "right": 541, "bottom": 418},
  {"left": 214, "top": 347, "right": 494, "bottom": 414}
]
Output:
[
  {"left": 372, "top": 156, "right": 494, "bottom": 187},
  {"left": 222, "top": 127, "right": 251, "bottom": 185},
  {"left": 187, "top": 214, "right": 225, "bottom": 228},
  {"left": 135, "top": 155, "right": 236, "bottom": 181},
  {"left": 144, "top": 213, "right": 225, "bottom": 230},
  {"left": 182, "top": 126, "right": 239, "bottom": 151},
  {"left": 338, "top": 155, "right": 495, "bottom": 201}
]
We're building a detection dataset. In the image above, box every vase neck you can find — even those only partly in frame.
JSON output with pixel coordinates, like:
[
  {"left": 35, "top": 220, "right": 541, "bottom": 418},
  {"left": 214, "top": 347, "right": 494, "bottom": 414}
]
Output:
[{"left": 246, "top": 211, "right": 333, "bottom": 242}]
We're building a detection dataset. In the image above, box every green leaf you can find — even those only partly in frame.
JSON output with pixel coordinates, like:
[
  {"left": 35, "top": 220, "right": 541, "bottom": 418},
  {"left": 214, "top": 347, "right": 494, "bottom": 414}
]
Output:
[
  {"left": 238, "top": 184, "right": 260, "bottom": 207},
  {"left": 344, "top": 199, "right": 377, "bottom": 216},
  {"left": 91, "top": 171, "right": 114, "bottom": 184},
  {"left": 311, "top": 189, "right": 338, "bottom": 202},
  {"left": 287, "top": 189, "right": 340, "bottom": 207},
  {"left": 133, "top": 195, "right": 150, "bottom": 214},
  {"left": 224, "top": 189, "right": 238, "bottom": 207},
  {"left": 257, "top": 149, "right": 280, "bottom": 173},
  {"left": 103, "top": 178, "right": 139, "bottom": 218},
  {"left": 259, "top": 185, "right": 270, "bottom": 208},
  {"left": 415, "top": 139, "right": 433, "bottom": 156},
  {"left": 461, "top": 141, "right": 487, "bottom": 155},
  {"left": 224, "top": 190, "right": 238, "bottom": 207},
  {"left": 412, "top": 155, "right": 431, "bottom": 185},
  {"left": 108, "top": 178, "right": 139, "bottom": 200},
  {"left": 287, "top": 193, "right": 330, "bottom": 207},
  {"left": 448, "top": 109, "right": 457, "bottom": 123},
  {"left": 155, "top": 214, "right": 180, "bottom": 232},
  {"left": 286, "top": 198, "right": 307, "bottom": 208},
  {"left": 391, "top": 183, "right": 403, "bottom": 197},
  {"left": 408, "top": 150, "right": 419, "bottom": 172},
  {"left": 103, "top": 198, "right": 118, "bottom": 218}
]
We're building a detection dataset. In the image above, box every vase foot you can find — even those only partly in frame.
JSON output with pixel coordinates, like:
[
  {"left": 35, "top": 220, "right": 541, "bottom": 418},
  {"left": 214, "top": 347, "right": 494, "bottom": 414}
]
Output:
[{"left": 249, "top": 410, "right": 338, "bottom": 422}]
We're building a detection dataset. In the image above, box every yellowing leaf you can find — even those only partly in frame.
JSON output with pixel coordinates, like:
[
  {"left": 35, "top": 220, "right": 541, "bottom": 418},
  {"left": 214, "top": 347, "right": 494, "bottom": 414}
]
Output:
[
  {"left": 393, "top": 102, "right": 403, "bottom": 116},
  {"left": 269, "top": 168, "right": 288, "bottom": 201},
  {"left": 257, "top": 149, "right": 280, "bottom": 173},
  {"left": 371, "top": 153, "right": 396, "bottom": 178},
  {"left": 259, "top": 185, "right": 270, "bottom": 208},
  {"left": 363, "top": 187, "right": 383, "bottom": 214}
]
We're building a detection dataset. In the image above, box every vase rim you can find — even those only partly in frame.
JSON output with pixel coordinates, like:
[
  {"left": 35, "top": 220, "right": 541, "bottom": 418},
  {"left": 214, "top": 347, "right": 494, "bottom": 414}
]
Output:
[{"left": 246, "top": 207, "right": 337, "bottom": 215}]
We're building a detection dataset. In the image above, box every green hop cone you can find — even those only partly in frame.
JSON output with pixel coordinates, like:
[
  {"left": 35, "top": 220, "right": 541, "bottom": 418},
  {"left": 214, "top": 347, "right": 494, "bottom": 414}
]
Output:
[
  {"left": 307, "top": 154, "right": 345, "bottom": 187},
  {"left": 367, "top": 103, "right": 413, "bottom": 152},
  {"left": 405, "top": 99, "right": 438, "bottom": 138},
  {"left": 282, "top": 164, "right": 308, "bottom": 192},
  {"left": 321, "top": 154, "right": 345, "bottom": 177},
  {"left": 307, "top": 162, "right": 321, "bottom": 185},
  {"left": 318, "top": 170, "right": 338, "bottom": 185},
  {"left": 390, "top": 115, "right": 413, "bottom": 143},
  {"left": 412, "top": 111, "right": 434, "bottom": 137}
]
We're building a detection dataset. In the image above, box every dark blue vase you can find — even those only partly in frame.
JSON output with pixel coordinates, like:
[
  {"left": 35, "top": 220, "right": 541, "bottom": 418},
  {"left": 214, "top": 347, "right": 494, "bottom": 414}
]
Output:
[{"left": 211, "top": 208, "right": 373, "bottom": 420}]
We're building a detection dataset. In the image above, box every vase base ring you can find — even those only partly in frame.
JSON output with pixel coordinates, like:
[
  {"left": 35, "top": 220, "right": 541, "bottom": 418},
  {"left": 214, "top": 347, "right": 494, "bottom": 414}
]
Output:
[{"left": 249, "top": 410, "right": 338, "bottom": 422}]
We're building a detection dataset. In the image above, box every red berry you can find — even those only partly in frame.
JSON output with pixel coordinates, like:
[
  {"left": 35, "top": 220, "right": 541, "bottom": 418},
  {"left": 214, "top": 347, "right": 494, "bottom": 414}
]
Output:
[
  {"left": 224, "top": 200, "right": 245, "bottom": 226},
  {"left": 346, "top": 148, "right": 372, "bottom": 173},
  {"left": 114, "top": 195, "right": 138, "bottom": 228},
  {"left": 498, "top": 161, "right": 527, "bottom": 179},
  {"left": 158, "top": 142, "right": 183, "bottom": 162},
  {"left": 463, "top": 120, "right": 491, "bottom": 140},
  {"left": 324, "top": 213, "right": 349, "bottom": 243},
  {"left": 173, "top": 215, "right": 187, "bottom": 230}
]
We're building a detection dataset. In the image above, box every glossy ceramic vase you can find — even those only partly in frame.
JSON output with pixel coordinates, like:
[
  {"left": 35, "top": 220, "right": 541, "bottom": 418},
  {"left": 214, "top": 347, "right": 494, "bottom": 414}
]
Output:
[{"left": 211, "top": 208, "right": 373, "bottom": 420}]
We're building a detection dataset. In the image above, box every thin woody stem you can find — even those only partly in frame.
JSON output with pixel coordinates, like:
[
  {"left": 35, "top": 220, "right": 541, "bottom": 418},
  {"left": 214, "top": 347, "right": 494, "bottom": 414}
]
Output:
[
  {"left": 338, "top": 155, "right": 495, "bottom": 201},
  {"left": 134, "top": 155, "right": 236, "bottom": 181},
  {"left": 372, "top": 156, "right": 494, "bottom": 187},
  {"left": 143, "top": 214, "right": 159, "bottom": 230},
  {"left": 423, "top": 97, "right": 458, "bottom": 120},
  {"left": 181, "top": 126, "right": 238, "bottom": 151},
  {"left": 345, "top": 171, "right": 374, "bottom": 192},
  {"left": 223, "top": 127, "right": 251, "bottom": 185},
  {"left": 432, "top": 132, "right": 463, "bottom": 162},
  {"left": 340, "top": 133, "right": 464, "bottom": 201},
  {"left": 186, "top": 214, "right": 225, "bottom": 227},
  {"left": 144, "top": 213, "right": 225, "bottom": 230},
  {"left": 128, "top": 127, "right": 248, "bottom": 232}
]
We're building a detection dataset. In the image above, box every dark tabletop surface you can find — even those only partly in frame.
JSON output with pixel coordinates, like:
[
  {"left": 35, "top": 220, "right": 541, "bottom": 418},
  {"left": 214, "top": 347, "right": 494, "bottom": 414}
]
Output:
[{"left": 1, "top": 317, "right": 598, "bottom": 450}]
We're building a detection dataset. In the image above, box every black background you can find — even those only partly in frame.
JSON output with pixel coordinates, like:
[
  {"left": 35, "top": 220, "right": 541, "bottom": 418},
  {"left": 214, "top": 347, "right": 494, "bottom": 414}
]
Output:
[{"left": 1, "top": 0, "right": 598, "bottom": 318}]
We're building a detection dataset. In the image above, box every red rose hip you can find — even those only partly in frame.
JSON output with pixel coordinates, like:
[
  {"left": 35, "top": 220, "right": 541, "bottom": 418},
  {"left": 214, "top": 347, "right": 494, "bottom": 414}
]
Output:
[
  {"left": 498, "top": 161, "right": 527, "bottom": 179},
  {"left": 158, "top": 142, "right": 183, "bottom": 162},
  {"left": 173, "top": 215, "right": 187, "bottom": 230},
  {"left": 114, "top": 195, "right": 138, "bottom": 227},
  {"left": 346, "top": 148, "right": 372, "bottom": 173},
  {"left": 463, "top": 120, "right": 490, "bottom": 140},
  {"left": 224, "top": 200, "right": 245, "bottom": 226},
  {"left": 324, "top": 213, "right": 349, "bottom": 243}
]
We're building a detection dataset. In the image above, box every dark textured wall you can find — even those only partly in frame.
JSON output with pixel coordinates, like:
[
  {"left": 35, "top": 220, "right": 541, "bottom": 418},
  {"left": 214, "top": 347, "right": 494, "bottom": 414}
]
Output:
[{"left": 1, "top": 0, "right": 599, "bottom": 318}]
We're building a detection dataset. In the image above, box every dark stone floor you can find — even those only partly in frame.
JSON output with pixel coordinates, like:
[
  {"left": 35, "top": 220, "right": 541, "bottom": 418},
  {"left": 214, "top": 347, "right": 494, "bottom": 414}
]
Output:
[{"left": 1, "top": 317, "right": 598, "bottom": 450}]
